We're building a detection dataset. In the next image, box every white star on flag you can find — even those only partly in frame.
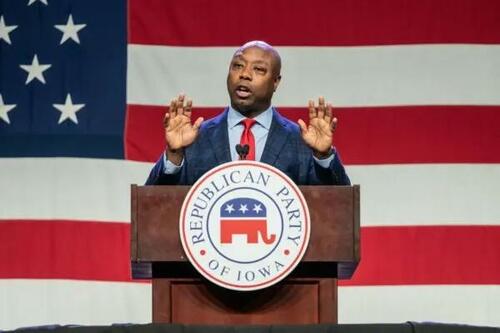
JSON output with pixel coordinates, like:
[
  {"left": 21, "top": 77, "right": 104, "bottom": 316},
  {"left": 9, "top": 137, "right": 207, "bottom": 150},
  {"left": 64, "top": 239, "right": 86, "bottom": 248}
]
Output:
[
  {"left": 53, "top": 94, "right": 85, "bottom": 124},
  {"left": 0, "top": 16, "right": 18, "bottom": 45},
  {"left": 224, "top": 204, "right": 235, "bottom": 214},
  {"left": 0, "top": 94, "right": 16, "bottom": 124},
  {"left": 253, "top": 204, "right": 263, "bottom": 214},
  {"left": 239, "top": 204, "right": 248, "bottom": 214},
  {"left": 54, "top": 14, "right": 87, "bottom": 45},
  {"left": 19, "top": 54, "right": 52, "bottom": 84},
  {"left": 28, "top": 0, "right": 48, "bottom": 5}
]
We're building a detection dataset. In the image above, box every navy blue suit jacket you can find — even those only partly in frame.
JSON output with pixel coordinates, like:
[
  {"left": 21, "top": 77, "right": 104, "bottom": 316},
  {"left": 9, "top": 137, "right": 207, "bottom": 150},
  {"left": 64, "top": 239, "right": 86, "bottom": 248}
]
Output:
[{"left": 146, "top": 108, "right": 350, "bottom": 186}]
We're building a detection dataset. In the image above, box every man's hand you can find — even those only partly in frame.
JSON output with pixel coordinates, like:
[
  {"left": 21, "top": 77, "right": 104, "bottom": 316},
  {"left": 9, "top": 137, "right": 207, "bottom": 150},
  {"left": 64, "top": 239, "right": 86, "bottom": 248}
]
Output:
[
  {"left": 164, "top": 94, "right": 203, "bottom": 165},
  {"left": 297, "top": 96, "right": 337, "bottom": 159}
]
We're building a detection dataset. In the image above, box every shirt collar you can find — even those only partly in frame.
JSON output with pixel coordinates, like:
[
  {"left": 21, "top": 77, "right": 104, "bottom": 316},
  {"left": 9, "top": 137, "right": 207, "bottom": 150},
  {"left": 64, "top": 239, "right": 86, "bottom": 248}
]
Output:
[{"left": 227, "top": 106, "right": 273, "bottom": 130}]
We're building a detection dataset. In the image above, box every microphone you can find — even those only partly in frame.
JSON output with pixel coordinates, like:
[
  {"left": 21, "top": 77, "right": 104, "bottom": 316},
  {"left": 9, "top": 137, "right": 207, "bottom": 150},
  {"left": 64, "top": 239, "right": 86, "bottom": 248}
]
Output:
[{"left": 235, "top": 144, "right": 250, "bottom": 160}]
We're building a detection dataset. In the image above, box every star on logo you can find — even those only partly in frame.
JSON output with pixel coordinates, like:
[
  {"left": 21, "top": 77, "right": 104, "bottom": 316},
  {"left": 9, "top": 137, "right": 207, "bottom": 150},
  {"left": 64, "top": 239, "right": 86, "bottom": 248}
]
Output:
[
  {"left": 239, "top": 204, "right": 248, "bottom": 214},
  {"left": 224, "top": 204, "right": 235, "bottom": 214},
  {"left": 54, "top": 14, "right": 86, "bottom": 45},
  {"left": 20, "top": 54, "right": 52, "bottom": 84},
  {"left": 253, "top": 204, "right": 263, "bottom": 214},
  {"left": 28, "top": 0, "right": 48, "bottom": 5},
  {"left": 0, "top": 94, "right": 16, "bottom": 125},
  {"left": 0, "top": 16, "right": 18, "bottom": 45},
  {"left": 53, "top": 93, "right": 85, "bottom": 124}
]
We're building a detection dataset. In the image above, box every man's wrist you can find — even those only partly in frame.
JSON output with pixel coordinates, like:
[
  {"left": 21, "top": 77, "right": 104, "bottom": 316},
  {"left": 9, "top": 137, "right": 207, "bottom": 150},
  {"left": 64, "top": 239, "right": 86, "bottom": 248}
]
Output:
[
  {"left": 166, "top": 147, "right": 184, "bottom": 166},
  {"left": 313, "top": 147, "right": 334, "bottom": 160}
]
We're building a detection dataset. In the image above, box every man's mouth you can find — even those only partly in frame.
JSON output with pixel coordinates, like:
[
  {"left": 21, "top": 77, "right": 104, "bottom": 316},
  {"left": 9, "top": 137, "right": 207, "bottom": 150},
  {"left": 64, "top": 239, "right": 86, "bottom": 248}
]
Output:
[{"left": 235, "top": 85, "right": 251, "bottom": 98}]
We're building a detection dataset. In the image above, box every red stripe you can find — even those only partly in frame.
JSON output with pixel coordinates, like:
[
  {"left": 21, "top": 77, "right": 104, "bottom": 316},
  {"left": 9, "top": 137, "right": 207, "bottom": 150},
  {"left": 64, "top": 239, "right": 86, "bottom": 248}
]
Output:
[
  {"left": 0, "top": 220, "right": 133, "bottom": 282},
  {"left": 129, "top": 0, "right": 500, "bottom": 46},
  {"left": 340, "top": 225, "right": 500, "bottom": 286},
  {"left": 125, "top": 105, "right": 221, "bottom": 163},
  {"left": 125, "top": 104, "right": 500, "bottom": 164},
  {"left": 1, "top": 221, "right": 499, "bottom": 284}
]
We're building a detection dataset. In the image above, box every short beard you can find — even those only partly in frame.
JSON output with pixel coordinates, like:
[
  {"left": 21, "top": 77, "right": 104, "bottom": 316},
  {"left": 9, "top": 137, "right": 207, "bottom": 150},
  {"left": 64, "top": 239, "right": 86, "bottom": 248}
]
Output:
[{"left": 231, "top": 100, "right": 270, "bottom": 118}]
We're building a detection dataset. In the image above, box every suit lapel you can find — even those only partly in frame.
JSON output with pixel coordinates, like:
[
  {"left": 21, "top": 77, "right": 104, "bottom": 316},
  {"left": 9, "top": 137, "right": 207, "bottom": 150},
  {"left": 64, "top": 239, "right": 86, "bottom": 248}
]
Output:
[
  {"left": 207, "top": 108, "right": 232, "bottom": 164},
  {"left": 260, "top": 109, "right": 291, "bottom": 165}
]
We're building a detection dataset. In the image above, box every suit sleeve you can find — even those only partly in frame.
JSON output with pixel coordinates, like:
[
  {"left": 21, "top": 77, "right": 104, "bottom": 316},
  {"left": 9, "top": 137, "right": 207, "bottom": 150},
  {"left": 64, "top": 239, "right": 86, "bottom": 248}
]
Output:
[
  {"left": 145, "top": 154, "right": 183, "bottom": 185},
  {"left": 313, "top": 148, "right": 351, "bottom": 185}
]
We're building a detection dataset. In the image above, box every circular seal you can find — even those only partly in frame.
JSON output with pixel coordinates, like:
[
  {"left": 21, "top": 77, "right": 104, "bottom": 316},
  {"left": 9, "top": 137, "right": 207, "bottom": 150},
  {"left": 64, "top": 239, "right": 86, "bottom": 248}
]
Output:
[{"left": 179, "top": 161, "right": 310, "bottom": 291}]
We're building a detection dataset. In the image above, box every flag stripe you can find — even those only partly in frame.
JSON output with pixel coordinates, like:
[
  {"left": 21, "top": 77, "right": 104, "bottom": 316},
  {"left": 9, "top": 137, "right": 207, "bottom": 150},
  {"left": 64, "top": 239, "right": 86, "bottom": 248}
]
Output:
[
  {"left": 348, "top": 164, "right": 500, "bottom": 227},
  {"left": 0, "top": 279, "right": 151, "bottom": 331},
  {"left": 127, "top": 44, "right": 500, "bottom": 107},
  {"left": 2, "top": 221, "right": 499, "bottom": 286},
  {"left": 129, "top": 0, "right": 500, "bottom": 46},
  {"left": 1, "top": 280, "right": 498, "bottom": 329},
  {"left": 0, "top": 220, "right": 132, "bottom": 281},
  {"left": 126, "top": 104, "right": 500, "bottom": 164},
  {"left": 1, "top": 281, "right": 499, "bottom": 329},
  {"left": 338, "top": 285, "right": 500, "bottom": 326},
  {"left": 2, "top": 159, "right": 499, "bottom": 227},
  {"left": 339, "top": 226, "right": 500, "bottom": 286},
  {"left": 0, "top": 158, "right": 149, "bottom": 222}
]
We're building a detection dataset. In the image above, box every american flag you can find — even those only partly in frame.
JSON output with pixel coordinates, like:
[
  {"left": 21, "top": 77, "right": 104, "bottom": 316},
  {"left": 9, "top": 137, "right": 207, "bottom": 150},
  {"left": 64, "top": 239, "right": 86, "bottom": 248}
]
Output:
[{"left": 1, "top": 0, "right": 500, "bottom": 330}]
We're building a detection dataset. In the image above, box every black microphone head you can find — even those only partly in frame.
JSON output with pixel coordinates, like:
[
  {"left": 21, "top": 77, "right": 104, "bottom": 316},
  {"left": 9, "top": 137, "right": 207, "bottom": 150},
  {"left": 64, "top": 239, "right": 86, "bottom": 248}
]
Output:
[
  {"left": 235, "top": 144, "right": 244, "bottom": 155},
  {"left": 235, "top": 144, "right": 249, "bottom": 160}
]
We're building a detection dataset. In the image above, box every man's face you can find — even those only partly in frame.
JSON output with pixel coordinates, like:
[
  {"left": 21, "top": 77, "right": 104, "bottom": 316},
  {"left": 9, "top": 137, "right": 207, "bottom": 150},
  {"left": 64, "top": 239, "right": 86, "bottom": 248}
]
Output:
[{"left": 226, "top": 46, "right": 281, "bottom": 115}]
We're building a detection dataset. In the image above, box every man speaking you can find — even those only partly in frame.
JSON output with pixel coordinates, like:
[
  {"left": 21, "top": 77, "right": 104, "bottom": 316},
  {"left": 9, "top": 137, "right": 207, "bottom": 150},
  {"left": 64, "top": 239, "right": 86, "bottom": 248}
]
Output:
[{"left": 146, "top": 40, "right": 350, "bottom": 186}]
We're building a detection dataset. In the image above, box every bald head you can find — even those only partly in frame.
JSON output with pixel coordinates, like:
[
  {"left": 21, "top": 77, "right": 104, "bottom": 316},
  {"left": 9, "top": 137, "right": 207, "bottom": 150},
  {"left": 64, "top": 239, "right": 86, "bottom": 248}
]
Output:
[
  {"left": 226, "top": 40, "right": 282, "bottom": 117},
  {"left": 234, "top": 40, "right": 282, "bottom": 78}
]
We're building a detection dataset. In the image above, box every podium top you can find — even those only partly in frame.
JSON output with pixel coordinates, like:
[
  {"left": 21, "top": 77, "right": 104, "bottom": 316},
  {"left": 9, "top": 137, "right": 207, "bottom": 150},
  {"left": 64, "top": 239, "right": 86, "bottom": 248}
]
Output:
[{"left": 131, "top": 185, "right": 360, "bottom": 279}]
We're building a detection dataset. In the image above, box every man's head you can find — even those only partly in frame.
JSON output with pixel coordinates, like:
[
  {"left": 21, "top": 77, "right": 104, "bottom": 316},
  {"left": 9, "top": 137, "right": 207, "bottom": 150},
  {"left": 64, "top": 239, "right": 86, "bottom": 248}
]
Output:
[{"left": 226, "top": 41, "right": 282, "bottom": 117}]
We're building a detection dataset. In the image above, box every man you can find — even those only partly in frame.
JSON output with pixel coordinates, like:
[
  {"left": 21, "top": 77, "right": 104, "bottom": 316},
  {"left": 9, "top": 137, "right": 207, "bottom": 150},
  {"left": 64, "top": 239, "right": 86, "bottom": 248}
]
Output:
[{"left": 146, "top": 40, "right": 350, "bottom": 186}]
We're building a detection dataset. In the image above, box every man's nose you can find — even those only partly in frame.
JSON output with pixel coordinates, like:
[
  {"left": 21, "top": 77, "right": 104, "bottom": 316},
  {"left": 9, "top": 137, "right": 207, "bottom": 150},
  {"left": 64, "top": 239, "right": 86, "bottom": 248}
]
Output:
[{"left": 239, "top": 66, "right": 252, "bottom": 80}]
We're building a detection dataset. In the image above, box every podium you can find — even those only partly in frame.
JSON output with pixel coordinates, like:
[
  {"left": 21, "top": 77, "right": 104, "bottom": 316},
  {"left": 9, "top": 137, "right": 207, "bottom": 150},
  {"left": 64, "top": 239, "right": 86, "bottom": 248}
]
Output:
[{"left": 131, "top": 185, "right": 360, "bottom": 325}]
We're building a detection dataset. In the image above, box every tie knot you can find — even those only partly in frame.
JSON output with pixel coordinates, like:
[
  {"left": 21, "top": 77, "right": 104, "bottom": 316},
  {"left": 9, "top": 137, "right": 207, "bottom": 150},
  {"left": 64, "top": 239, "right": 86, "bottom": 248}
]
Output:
[{"left": 241, "top": 118, "right": 257, "bottom": 129}]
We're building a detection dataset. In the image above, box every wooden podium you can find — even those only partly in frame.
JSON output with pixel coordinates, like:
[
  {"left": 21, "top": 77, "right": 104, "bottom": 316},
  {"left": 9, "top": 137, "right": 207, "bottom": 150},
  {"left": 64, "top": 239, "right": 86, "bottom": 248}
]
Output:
[{"left": 131, "top": 185, "right": 360, "bottom": 325}]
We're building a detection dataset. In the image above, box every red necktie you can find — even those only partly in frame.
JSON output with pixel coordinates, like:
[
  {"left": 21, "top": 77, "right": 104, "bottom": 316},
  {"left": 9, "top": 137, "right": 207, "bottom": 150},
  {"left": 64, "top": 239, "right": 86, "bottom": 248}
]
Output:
[{"left": 240, "top": 118, "right": 257, "bottom": 160}]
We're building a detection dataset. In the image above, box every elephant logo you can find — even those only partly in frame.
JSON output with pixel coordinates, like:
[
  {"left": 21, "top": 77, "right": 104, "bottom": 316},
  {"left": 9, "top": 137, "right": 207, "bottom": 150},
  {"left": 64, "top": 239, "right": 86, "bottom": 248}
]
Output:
[{"left": 220, "top": 198, "right": 276, "bottom": 245}]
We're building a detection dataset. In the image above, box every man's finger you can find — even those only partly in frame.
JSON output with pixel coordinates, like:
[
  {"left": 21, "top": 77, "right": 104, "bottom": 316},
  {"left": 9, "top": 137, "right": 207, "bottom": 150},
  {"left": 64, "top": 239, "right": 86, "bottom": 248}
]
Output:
[
  {"left": 163, "top": 112, "right": 170, "bottom": 128},
  {"left": 176, "top": 95, "right": 185, "bottom": 116},
  {"left": 193, "top": 117, "right": 204, "bottom": 130},
  {"left": 308, "top": 99, "right": 316, "bottom": 119},
  {"left": 184, "top": 99, "right": 193, "bottom": 118},
  {"left": 324, "top": 102, "right": 333, "bottom": 123},
  {"left": 297, "top": 119, "right": 307, "bottom": 134},
  {"left": 330, "top": 117, "right": 338, "bottom": 132},
  {"left": 169, "top": 98, "right": 177, "bottom": 117},
  {"left": 317, "top": 96, "right": 325, "bottom": 119}
]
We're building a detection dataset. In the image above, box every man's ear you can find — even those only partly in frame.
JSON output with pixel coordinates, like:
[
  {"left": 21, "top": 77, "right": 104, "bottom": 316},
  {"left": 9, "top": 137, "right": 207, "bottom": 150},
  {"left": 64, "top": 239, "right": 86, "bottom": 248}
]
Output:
[{"left": 273, "top": 75, "right": 282, "bottom": 92}]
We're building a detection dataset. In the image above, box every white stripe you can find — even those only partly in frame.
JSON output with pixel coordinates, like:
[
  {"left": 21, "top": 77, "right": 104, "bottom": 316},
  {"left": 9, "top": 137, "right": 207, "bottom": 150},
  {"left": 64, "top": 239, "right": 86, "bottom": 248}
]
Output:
[
  {"left": 0, "top": 158, "right": 152, "bottom": 222},
  {"left": 339, "top": 285, "right": 500, "bottom": 327},
  {"left": 0, "top": 279, "right": 151, "bottom": 331},
  {"left": 1, "top": 159, "right": 499, "bottom": 226},
  {"left": 347, "top": 163, "right": 500, "bottom": 226},
  {"left": 1, "top": 281, "right": 498, "bottom": 329},
  {"left": 127, "top": 44, "right": 500, "bottom": 107}
]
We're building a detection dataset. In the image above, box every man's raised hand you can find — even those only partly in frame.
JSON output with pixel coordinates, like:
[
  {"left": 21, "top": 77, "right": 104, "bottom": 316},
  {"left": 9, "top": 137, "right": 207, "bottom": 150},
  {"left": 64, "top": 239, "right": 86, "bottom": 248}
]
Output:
[
  {"left": 297, "top": 96, "right": 337, "bottom": 159},
  {"left": 164, "top": 94, "right": 203, "bottom": 165}
]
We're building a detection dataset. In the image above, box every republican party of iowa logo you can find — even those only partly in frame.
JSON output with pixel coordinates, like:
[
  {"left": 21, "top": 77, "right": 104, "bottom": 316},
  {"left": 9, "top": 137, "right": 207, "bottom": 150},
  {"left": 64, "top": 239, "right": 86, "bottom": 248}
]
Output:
[{"left": 179, "top": 161, "right": 310, "bottom": 291}]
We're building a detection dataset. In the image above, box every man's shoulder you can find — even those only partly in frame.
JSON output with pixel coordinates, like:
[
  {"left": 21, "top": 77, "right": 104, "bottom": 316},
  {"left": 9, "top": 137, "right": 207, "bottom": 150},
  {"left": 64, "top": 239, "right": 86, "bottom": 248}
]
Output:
[
  {"left": 272, "top": 108, "right": 300, "bottom": 133},
  {"left": 199, "top": 108, "right": 228, "bottom": 131}
]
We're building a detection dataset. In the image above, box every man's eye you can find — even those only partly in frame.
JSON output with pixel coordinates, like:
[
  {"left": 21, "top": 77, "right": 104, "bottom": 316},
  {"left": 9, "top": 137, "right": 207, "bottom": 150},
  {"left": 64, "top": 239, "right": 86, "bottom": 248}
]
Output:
[
  {"left": 232, "top": 63, "right": 243, "bottom": 69},
  {"left": 255, "top": 67, "right": 266, "bottom": 73}
]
